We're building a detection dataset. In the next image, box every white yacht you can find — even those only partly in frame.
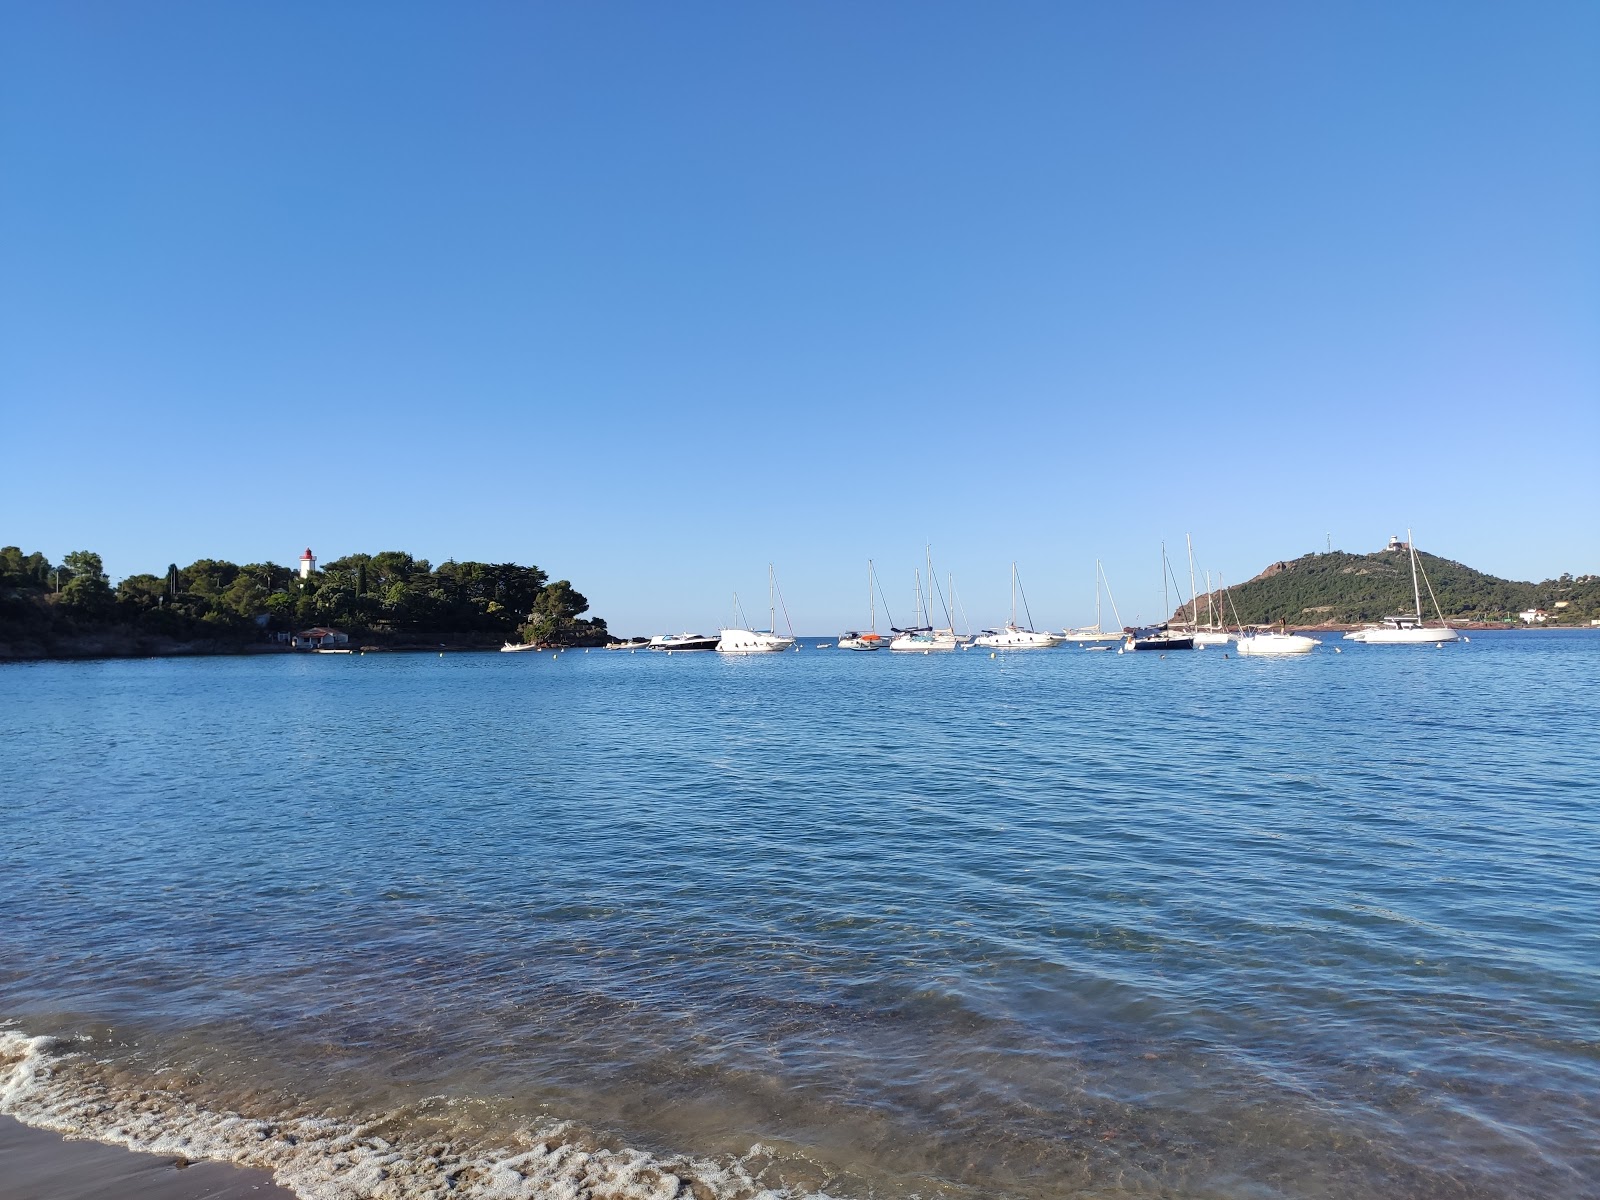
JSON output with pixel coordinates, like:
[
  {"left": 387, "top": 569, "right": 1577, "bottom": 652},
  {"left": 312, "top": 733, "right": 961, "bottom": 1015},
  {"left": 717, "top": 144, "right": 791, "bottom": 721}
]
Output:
[
  {"left": 718, "top": 566, "right": 798, "bottom": 654},
  {"left": 889, "top": 560, "right": 964, "bottom": 650},
  {"left": 1235, "top": 630, "right": 1320, "bottom": 655},
  {"left": 652, "top": 632, "right": 720, "bottom": 651},
  {"left": 1344, "top": 531, "right": 1459, "bottom": 644},
  {"left": 1063, "top": 559, "right": 1125, "bottom": 643},
  {"left": 839, "top": 560, "right": 887, "bottom": 651},
  {"left": 973, "top": 563, "right": 1061, "bottom": 649}
]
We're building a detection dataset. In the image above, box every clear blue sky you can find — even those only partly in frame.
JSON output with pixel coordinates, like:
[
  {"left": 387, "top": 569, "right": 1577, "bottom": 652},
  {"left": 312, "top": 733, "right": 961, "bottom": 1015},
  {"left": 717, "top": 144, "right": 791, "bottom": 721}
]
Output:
[{"left": 4, "top": 1, "right": 1596, "bottom": 633}]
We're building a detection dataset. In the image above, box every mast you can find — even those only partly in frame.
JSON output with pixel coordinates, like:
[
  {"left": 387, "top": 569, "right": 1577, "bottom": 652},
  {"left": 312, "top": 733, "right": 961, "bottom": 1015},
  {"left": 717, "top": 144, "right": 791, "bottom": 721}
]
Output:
[
  {"left": 1095, "top": 559, "right": 1102, "bottom": 630},
  {"left": 1205, "top": 569, "right": 1215, "bottom": 629},
  {"left": 867, "top": 560, "right": 875, "bottom": 632},
  {"left": 1161, "top": 543, "right": 1169, "bottom": 629},
  {"left": 1011, "top": 561, "right": 1018, "bottom": 626},
  {"left": 768, "top": 563, "right": 775, "bottom": 634},
  {"left": 1408, "top": 529, "right": 1423, "bottom": 620},
  {"left": 1186, "top": 534, "right": 1199, "bottom": 631}
]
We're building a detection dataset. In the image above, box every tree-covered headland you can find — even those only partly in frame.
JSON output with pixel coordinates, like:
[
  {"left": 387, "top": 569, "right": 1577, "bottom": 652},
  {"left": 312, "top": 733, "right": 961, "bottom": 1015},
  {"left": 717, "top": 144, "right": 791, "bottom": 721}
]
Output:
[
  {"left": 1182, "top": 545, "right": 1600, "bottom": 628},
  {"left": 0, "top": 546, "right": 609, "bottom": 658}
]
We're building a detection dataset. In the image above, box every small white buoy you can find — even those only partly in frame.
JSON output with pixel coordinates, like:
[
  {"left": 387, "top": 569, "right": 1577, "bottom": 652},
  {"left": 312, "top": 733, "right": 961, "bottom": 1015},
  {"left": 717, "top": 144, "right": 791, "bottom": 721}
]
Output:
[
  {"left": 585, "top": 649, "right": 589, "bottom": 653},
  {"left": 989, "top": 652, "right": 995, "bottom": 659},
  {"left": 552, "top": 653, "right": 557, "bottom": 660},
  {"left": 1463, "top": 636, "right": 1470, "bottom": 643},
  {"left": 924, "top": 650, "right": 930, "bottom": 655},
  {"left": 1334, "top": 647, "right": 1342, "bottom": 653}
]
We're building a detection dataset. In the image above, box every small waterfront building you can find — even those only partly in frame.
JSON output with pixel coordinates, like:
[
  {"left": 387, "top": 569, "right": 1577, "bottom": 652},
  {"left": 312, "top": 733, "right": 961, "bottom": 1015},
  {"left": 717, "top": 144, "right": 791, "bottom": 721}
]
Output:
[
  {"left": 293, "top": 626, "right": 348, "bottom": 649},
  {"left": 1518, "top": 609, "right": 1548, "bottom": 624},
  {"left": 299, "top": 547, "right": 316, "bottom": 579}
]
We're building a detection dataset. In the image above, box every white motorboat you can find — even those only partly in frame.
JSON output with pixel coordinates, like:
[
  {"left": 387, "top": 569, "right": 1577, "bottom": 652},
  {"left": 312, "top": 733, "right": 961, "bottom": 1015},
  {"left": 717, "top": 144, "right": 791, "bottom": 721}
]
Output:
[
  {"left": 500, "top": 641, "right": 541, "bottom": 652},
  {"left": 1235, "top": 630, "right": 1320, "bottom": 655},
  {"left": 718, "top": 566, "right": 798, "bottom": 654},
  {"left": 652, "top": 632, "right": 720, "bottom": 651},
  {"left": 1344, "top": 531, "right": 1459, "bottom": 644},
  {"left": 973, "top": 563, "right": 1061, "bottom": 649},
  {"left": 889, "top": 628, "right": 962, "bottom": 651}
]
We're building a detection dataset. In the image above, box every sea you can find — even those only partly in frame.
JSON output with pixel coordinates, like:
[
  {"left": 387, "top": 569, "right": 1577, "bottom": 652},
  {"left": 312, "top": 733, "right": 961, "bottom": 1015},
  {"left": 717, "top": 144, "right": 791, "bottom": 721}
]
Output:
[{"left": 2, "top": 631, "right": 1596, "bottom": 1200}]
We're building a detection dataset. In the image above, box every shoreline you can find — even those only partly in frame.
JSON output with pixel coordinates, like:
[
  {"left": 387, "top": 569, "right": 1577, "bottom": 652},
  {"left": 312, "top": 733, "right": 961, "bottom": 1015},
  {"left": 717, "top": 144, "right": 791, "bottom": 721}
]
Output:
[{"left": 0, "top": 1114, "right": 295, "bottom": 1200}]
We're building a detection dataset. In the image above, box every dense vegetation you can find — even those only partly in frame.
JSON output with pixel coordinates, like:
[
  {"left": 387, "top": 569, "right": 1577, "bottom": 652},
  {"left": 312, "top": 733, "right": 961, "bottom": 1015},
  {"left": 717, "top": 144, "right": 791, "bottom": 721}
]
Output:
[
  {"left": 0, "top": 546, "right": 610, "bottom": 655},
  {"left": 1182, "top": 546, "right": 1600, "bottom": 627}
]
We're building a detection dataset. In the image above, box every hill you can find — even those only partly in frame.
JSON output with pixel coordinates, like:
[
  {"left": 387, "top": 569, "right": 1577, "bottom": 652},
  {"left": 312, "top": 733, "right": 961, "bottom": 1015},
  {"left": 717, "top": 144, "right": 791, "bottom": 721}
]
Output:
[{"left": 1181, "top": 544, "right": 1600, "bottom": 628}]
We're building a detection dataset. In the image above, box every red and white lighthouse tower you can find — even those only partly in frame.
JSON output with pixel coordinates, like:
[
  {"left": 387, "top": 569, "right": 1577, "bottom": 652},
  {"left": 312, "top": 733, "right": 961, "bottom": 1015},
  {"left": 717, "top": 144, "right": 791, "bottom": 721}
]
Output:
[{"left": 299, "top": 547, "right": 316, "bottom": 579}]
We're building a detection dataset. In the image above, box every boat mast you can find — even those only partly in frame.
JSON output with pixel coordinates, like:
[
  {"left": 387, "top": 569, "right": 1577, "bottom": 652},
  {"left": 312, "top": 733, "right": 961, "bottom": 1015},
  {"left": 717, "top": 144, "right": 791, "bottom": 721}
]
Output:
[
  {"left": 1161, "top": 543, "right": 1169, "bottom": 629},
  {"left": 1095, "top": 559, "right": 1102, "bottom": 630},
  {"left": 867, "top": 560, "right": 875, "bottom": 632},
  {"left": 768, "top": 563, "right": 776, "bottom": 634},
  {"left": 1186, "top": 534, "right": 1199, "bottom": 631},
  {"left": 1011, "top": 561, "right": 1018, "bottom": 626},
  {"left": 1408, "top": 529, "right": 1423, "bottom": 620},
  {"left": 1205, "top": 569, "right": 1214, "bottom": 628}
]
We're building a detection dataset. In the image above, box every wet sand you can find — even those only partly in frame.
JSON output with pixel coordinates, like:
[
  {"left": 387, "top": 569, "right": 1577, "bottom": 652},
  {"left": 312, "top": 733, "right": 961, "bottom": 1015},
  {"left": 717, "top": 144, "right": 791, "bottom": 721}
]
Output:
[{"left": 0, "top": 1116, "right": 295, "bottom": 1200}]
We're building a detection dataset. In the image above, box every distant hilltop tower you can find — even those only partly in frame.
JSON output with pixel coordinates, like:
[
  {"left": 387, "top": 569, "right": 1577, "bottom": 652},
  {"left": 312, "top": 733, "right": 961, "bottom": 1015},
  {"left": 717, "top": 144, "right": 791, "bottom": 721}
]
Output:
[{"left": 300, "top": 547, "right": 316, "bottom": 579}]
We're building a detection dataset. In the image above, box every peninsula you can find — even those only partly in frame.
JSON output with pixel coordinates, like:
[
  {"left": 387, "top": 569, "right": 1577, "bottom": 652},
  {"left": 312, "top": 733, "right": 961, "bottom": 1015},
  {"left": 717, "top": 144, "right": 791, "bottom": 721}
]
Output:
[{"left": 0, "top": 546, "right": 611, "bottom": 660}]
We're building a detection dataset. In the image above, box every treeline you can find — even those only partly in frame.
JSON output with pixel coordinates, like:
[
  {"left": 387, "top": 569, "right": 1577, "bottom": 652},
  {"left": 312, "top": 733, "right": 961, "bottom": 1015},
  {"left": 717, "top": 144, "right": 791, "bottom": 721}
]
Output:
[
  {"left": 0, "top": 546, "right": 610, "bottom": 650},
  {"left": 1182, "top": 548, "right": 1600, "bottom": 627}
]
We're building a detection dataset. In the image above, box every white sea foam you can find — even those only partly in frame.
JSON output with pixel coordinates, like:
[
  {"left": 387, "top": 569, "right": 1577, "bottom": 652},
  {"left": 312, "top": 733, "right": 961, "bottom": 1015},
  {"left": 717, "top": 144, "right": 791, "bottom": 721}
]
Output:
[{"left": 0, "top": 1028, "right": 802, "bottom": 1200}]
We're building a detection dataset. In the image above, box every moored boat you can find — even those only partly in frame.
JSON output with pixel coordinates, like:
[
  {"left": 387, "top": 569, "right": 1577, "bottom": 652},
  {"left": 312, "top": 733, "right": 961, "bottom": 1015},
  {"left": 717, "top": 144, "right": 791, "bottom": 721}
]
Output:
[
  {"left": 1344, "top": 531, "right": 1459, "bottom": 644},
  {"left": 1235, "top": 630, "right": 1320, "bottom": 655},
  {"left": 973, "top": 563, "right": 1060, "bottom": 649},
  {"left": 839, "top": 560, "right": 889, "bottom": 651},
  {"left": 718, "top": 565, "right": 798, "bottom": 654},
  {"left": 651, "top": 633, "right": 720, "bottom": 651}
]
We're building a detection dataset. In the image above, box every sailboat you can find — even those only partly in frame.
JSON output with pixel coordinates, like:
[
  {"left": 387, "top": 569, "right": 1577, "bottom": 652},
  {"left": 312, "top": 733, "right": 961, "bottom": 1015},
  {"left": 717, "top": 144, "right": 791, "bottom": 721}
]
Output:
[
  {"left": 1184, "top": 537, "right": 1228, "bottom": 649},
  {"left": 1063, "top": 560, "right": 1124, "bottom": 643},
  {"left": 1188, "top": 567, "right": 1233, "bottom": 646},
  {"left": 718, "top": 565, "right": 798, "bottom": 653},
  {"left": 838, "top": 560, "right": 888, "bottom": 651},
  {"left": 889, "top": 565, "right": 959, "bottom": 650},
  {"left": 1123, "top": 543, "right": 1195, "bottom": 651},
  {"left": 1344, "top": 531, "right": 1459, "bottom": 644},
  {"left": 974, "top": 563, "right": 1061, "bottom": 649}
]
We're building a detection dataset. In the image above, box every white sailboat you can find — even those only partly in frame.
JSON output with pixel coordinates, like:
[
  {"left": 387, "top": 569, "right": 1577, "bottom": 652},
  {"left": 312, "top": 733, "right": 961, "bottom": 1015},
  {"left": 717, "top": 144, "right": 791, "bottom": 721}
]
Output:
[
  {"left": 838, "top": 560, "right": 887, "bottom": 651},
  {"left": 718, "top": 565, "right": 797, "bottom": 653},
  {"left": 1344, "top": 531, "right": 1460, "bottom": 644},
  {"left": 974, "top": 563, "right": 1061, "bottom": 649},
  {"left": 1063, "top": 559, "right": 1124, "bottom": 643},
  {"left": 1181, "top": 537, "right": 1233, "bottom": 645},
  {"left": 889, "top": 565, "right": 960, "bottom": 650}
]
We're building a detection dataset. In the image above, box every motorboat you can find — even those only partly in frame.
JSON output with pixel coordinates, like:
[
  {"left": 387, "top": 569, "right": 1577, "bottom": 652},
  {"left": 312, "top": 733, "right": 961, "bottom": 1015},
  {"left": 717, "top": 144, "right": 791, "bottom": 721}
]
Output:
[
  {"left": 500, "top": 641, "right": 541, "bottom": 652},
  {"left": 605, "top": 638, "right": 651, "bottom": 650},
  {"left": 1344, "top": 530, "right": 1459, "bottom": 644},
  {"left": 1235, "top": 630, "right": 1320, "bottom": 655},
  {"left": 718, "top": 566, "right": 798, "bottom": 654},
  {"left": 889, "top": 627, "right": 962, "bottom": 651},
  {"left": 973, "top": 563, "right": 1060, "bottom": 649},
  {"left": 651, "top": 632, "right": 720, "bottom": 651}
]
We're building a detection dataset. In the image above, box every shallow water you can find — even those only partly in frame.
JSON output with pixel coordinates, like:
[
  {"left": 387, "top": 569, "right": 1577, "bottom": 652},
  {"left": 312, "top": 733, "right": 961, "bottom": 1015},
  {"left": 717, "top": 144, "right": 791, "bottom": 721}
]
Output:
[{"left": 2, "top": 632, "right": 1597, "bottom": 1199}]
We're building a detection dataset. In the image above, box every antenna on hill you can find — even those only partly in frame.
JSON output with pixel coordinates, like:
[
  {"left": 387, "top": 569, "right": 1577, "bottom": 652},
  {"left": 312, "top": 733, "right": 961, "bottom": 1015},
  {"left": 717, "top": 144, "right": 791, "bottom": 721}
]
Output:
[{"left": 1326, "top": 533, "right": 1332, "bottom": 554}]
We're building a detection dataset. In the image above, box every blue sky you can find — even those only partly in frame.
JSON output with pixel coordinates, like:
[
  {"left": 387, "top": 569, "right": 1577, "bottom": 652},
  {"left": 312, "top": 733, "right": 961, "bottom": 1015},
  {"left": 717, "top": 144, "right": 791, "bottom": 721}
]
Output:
[{"left": 3, "top": 1, "right": 1596, "bottom": 633}]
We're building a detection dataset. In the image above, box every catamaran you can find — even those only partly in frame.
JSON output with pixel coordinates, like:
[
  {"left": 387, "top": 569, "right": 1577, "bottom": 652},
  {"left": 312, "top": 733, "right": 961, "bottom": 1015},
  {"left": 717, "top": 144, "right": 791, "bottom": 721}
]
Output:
[
  {"left": 718, "top": 565, "right": 798, "bottom": 653},
  {"left": 1344, "top": 531, "right": 1459, "bottom": 644},
  {"left": 838, "top": 560, "right": 888, "bottom": 651},
  {"left": 1063, "top": 559, "right": 1124, "bottom": 643},
  {"left": 974, "top": 563, "right": 1061, "bottom": 649}
]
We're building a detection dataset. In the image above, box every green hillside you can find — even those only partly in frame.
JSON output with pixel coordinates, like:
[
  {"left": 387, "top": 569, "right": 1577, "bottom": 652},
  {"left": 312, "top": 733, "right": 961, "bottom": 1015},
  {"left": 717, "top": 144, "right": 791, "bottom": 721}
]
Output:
[{"left": 1182, "top": 545, "right": 1599, "bottom": 628}]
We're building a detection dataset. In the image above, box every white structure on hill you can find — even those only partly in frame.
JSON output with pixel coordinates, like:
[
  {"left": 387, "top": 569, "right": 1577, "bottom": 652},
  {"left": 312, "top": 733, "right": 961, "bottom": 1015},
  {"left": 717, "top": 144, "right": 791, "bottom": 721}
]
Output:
[{"left": 299, "top": 547, "right": 316, "bottom": 579}]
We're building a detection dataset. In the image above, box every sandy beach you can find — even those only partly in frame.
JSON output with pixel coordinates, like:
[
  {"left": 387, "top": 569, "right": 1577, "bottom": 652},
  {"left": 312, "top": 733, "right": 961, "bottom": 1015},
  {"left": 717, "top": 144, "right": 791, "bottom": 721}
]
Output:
[{"left": 0, "top": 1116, "right": 293, "bottom": 1200}]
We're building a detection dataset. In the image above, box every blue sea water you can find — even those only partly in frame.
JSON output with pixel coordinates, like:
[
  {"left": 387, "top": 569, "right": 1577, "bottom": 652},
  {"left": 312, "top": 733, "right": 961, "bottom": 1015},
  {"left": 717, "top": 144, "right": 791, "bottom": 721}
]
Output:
[{"left": 1, "top": 632, "right": 1597, "bottom": 1199}]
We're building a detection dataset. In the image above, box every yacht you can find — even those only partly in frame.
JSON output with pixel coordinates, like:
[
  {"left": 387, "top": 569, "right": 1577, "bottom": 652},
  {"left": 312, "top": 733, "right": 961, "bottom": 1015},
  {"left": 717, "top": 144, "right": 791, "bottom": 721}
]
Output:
[
  {"left": 1344, "top": 531, "right": 1460, "bottom": 644},
  {"left": 973, "top": 563, "right": 1061, "bottom": 649},
  {"left": 1235, "top": 630, "right": 1320, "bottom": 655},
  {"left": 500, "top": 641, "right": 541, "bottom": 652},
  {"left": 718, "top": 566, "right": 798, "bottom": 654},
  {"left": 1120, "top": 543, "right": 1196, "bottom": 651},
  {"left": 651, "top": 633, "right": 720, "bottom": 652},
  {"left": 1063, "top": 559, "right": 1125, "bottom": 643},
  {"left": 839, "top": 560, "right": 887, "bottom": 651},
  {"left": 890, "top": 564, "right": 962, "bottom": 650}
]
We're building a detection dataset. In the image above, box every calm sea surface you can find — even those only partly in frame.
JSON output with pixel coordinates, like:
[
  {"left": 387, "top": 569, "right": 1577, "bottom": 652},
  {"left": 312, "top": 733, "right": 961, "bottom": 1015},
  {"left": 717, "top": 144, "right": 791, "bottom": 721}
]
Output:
[{"left": 2, "top": 632, "right": 1597, "bottom": 1199}]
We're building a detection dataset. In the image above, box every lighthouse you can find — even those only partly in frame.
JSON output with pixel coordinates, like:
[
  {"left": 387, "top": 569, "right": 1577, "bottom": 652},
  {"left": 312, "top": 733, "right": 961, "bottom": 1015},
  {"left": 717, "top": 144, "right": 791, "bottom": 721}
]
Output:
[{"left": 299, "top": 547, "right": 316, "bottom": 579}]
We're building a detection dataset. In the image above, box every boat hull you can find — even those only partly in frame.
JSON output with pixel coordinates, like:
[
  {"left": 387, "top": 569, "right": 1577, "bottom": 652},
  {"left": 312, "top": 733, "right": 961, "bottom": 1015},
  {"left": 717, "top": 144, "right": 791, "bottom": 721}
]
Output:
[
  {"left": 1345, "top": 626, "right": 1459, "bottom": 644},
  {"left": 837, "top": 635, "right": 883, "bottom": 651},
  {"left": 1236, "top": 633, "right": 1319, "bottom": 655},
  {"left": 1126, "top": 636, "right": 1194, "bottom": 651},
  {"left": 717, "top": 629, "right": 796, "bottom": 653}
]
